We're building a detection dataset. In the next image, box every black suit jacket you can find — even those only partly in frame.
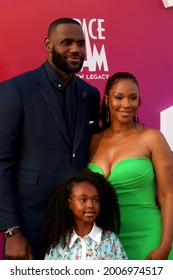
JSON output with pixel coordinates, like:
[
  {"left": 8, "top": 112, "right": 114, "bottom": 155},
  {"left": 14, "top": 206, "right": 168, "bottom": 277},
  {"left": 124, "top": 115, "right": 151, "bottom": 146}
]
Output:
[{"left": 0, "top": 64, "right": 100, "bottom": 258}]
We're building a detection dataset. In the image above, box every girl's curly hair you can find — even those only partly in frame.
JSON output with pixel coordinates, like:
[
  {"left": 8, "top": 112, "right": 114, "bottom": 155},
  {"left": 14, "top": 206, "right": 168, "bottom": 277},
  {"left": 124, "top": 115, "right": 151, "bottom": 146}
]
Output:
[{"left": 41, "top": 168, "right": 120, "bottom": 254}]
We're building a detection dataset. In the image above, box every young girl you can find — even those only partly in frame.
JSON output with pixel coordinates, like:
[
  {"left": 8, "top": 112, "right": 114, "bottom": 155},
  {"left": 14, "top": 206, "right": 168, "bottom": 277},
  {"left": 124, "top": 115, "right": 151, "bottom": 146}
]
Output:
[{"left": 42, "top": 169, "right": 127, "bottom": 260}]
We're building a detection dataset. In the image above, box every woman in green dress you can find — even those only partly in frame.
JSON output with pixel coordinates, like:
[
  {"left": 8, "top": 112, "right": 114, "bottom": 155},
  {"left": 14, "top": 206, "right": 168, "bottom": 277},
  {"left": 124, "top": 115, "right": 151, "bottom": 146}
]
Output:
[{"left": 88, "top": 72, "right": 173, "bottom": 260}]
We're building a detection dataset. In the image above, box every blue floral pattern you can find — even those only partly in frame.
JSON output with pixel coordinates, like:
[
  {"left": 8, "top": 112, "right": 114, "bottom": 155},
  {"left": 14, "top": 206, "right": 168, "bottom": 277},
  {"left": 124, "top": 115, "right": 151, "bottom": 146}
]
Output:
[{"left": 45, "top": 230, "right": 128, "bottom": 260}]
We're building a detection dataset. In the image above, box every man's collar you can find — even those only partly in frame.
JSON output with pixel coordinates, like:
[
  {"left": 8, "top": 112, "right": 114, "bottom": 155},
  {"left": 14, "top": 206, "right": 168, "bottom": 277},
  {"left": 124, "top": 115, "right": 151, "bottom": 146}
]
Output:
[
  {"left": 69, "top": 223, "right": 102, "bottom": 248},
  {"left": 44, "top": 60, "right": 75, "bottom": 89}
]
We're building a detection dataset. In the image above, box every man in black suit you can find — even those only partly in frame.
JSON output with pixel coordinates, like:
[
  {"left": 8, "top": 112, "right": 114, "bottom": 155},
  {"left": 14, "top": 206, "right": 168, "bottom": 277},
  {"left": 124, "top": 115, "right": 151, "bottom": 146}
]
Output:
[{"left": 0, "top": 18, "right": 100, "bottom": 259}]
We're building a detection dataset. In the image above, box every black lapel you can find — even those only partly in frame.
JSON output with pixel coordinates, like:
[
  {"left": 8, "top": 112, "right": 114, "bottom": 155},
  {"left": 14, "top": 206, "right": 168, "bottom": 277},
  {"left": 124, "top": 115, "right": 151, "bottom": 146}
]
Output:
[
  {"left": 73, "top": 78, "right": 86, "bottom": 151},
  {"left": 37, "top": 66, "right": 71, "bottom": 147}
]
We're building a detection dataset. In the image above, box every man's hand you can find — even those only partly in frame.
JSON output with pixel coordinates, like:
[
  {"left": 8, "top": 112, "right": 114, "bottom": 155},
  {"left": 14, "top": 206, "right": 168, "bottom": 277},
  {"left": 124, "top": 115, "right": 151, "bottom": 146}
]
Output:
[{"left": 5, "top": 232, "right": 34, "bottom": 260}]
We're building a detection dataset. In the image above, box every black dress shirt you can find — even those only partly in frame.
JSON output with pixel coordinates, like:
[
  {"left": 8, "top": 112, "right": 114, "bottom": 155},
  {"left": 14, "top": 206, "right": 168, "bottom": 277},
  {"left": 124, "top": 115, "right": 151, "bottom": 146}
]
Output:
[{"left": 44, "top": 60, "right": 77, "bottom": 142}]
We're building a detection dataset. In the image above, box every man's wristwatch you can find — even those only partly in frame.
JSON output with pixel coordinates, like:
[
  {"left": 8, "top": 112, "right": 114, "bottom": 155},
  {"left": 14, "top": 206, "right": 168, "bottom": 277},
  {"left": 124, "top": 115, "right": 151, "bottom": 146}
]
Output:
[{"left": 4, "top": 226, "right": 21, "bottom": 238}]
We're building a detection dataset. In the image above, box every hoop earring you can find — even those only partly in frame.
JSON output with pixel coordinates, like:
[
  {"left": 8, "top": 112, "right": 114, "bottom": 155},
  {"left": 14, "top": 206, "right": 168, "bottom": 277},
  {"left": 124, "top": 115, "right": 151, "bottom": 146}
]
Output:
[{"left": 104, "top": 96, "right": 110, "bottom": 124}]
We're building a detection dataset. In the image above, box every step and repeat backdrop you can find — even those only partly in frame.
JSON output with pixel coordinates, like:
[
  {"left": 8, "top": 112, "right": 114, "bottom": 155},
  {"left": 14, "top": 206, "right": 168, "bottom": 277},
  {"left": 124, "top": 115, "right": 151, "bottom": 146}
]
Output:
[{"left": 0, "top": 0, "right": 173, "bottom": 259}]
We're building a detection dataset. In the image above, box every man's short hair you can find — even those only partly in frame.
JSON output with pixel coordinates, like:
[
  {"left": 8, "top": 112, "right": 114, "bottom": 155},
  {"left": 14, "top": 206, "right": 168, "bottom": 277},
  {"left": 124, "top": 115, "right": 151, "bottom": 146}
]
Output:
[{"left": 48, "top": 18, "right": 80, "bottom": 35}]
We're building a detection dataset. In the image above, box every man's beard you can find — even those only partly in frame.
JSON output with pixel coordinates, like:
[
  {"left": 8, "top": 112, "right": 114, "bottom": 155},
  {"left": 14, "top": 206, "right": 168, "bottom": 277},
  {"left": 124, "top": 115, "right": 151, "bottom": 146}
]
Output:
[{"left": 52, "top": 47, "right": 84, "bottom": 73}]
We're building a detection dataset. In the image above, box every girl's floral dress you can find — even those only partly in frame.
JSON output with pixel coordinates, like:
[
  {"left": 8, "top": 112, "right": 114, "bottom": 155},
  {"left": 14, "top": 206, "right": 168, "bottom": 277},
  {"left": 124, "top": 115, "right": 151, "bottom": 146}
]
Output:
[{"left": 45, "top": 224, "right": 127, "bottom": 260}]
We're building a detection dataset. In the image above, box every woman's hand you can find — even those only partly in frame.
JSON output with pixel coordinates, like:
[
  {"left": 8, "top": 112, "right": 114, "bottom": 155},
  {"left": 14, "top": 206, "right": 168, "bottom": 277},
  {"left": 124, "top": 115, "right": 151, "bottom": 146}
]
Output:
[{"left": 146, "top": 243, "right": 172, "bottom": 260}]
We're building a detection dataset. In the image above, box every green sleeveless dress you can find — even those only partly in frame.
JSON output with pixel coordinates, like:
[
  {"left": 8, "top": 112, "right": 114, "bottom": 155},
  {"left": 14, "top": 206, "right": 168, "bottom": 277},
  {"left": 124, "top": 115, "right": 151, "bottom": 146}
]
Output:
[{"left": 88, "top": 158, "right": 173, "bottom": 260}]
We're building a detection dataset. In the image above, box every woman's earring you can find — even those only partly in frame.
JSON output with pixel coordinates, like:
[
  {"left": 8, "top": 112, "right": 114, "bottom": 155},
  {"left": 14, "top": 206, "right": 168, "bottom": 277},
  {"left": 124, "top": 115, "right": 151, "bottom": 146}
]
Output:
[
  {"left": 134, "top": 114, "right": 138, "bottom": 123},
  {"left": 105, "top": 97, "right": 110, "bottom": 124},
  {"left": 106, "top": 107, "right": 110, "bottom": 123}
]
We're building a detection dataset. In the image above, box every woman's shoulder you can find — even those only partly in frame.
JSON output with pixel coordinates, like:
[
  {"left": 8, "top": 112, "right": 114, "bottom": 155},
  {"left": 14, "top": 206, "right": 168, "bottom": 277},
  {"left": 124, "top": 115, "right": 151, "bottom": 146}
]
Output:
[
  {"left": 89, "top": 132, "right": 103, "bottom": 156},
  {"left": 136, "top": 124, "right": 163, "bottom": 138},
  {"left": 140, "top": 126, "right": 166, "bottom": 140},
  {"left": 91, "top": 131, "right": 104, "bottom": 140},
  {"left": 137, "top": 126, "right": 170, "bottom": 153}
]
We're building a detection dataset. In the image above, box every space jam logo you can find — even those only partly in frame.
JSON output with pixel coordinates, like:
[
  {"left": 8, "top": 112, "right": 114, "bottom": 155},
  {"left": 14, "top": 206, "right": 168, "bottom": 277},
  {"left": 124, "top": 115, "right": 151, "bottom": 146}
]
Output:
[{"left": 75, "top": 18, "right": 109, "bottom": 80}]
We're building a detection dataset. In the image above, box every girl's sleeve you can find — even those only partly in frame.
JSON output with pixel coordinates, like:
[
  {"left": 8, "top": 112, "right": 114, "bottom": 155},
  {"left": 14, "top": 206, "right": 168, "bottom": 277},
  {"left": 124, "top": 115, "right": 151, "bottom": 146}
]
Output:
[
  {"left": 44, "top": 244, "right": 66, "bottom": 260},
  {"left": 112, "top": 233, "right": 128, "bottom": 260},
  {"left": 44, "top": 247, "right": 55, "bottom": 260}
]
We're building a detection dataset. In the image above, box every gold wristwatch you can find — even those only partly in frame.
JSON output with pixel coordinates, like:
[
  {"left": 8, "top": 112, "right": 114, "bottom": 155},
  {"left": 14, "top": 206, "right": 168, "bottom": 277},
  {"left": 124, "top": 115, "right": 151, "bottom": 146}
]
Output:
[{"left": 4, "top": 226, "right": 21, "bottom": 238}]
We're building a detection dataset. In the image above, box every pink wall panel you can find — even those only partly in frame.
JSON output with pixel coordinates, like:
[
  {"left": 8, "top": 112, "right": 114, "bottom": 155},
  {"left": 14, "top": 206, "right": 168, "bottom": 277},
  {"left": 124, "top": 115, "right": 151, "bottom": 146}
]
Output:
[
  {"left": 1, "top": 0, "right": 173, "bottom": 128},
  {"left": 0, "top": 0, "right": 173, "bottom": 259}
]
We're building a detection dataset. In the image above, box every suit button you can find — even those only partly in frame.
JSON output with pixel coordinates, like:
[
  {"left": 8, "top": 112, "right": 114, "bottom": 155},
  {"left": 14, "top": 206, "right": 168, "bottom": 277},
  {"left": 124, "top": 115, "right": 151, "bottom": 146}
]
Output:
[{"left": 72, "top": 153, "right": 75, "bottom": 158}]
